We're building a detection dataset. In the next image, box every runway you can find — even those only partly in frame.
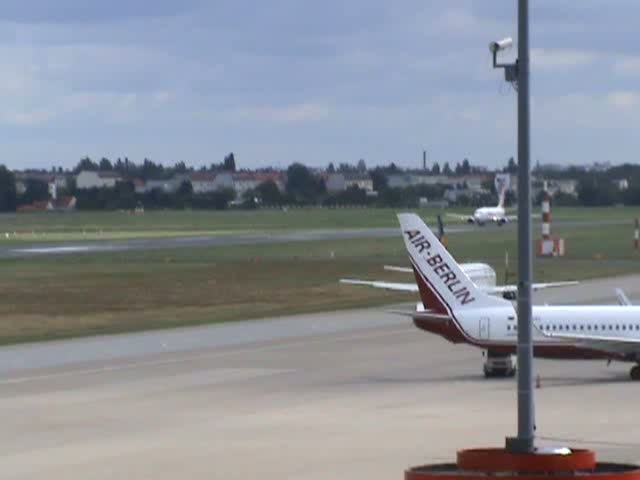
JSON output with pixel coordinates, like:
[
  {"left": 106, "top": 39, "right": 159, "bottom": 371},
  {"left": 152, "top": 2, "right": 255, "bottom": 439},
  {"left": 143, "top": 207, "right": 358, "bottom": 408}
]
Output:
[
  {"left": 1, "top": 217, "right": 628, "bottom": 257},
  {"left": 3, "top": 275, "right": 640, "bottom": 479}
]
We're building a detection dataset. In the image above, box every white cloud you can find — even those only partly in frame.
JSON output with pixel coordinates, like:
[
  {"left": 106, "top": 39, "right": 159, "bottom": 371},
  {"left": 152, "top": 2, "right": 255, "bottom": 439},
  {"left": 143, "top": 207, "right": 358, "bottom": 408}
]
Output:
[
  {"left": 236, "top": 103, "right": 329, "bottom": 123},
  {"left": 606, "top": 91, "right": 640, "bottom": 110},
  {"left": 613, "top": 56, "right": 640, "bottom": 75},
  {"left": 531, "top": 48, "right": 598, "bottom": 70}
]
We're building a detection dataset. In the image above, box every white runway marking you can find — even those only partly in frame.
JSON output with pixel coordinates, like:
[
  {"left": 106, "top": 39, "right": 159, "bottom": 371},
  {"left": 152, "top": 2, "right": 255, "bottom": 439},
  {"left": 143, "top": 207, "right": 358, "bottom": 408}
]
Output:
[{"left": 11, "top": 246, "right": 95, "bottom": 254}]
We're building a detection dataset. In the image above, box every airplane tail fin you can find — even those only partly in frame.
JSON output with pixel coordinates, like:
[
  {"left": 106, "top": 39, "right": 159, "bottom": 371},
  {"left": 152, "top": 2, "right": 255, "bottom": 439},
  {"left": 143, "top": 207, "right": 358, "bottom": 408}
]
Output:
[
  {"left": 497, "top": 190, "right": 506, "bottom": 208},
  {"left": 397, "top": 213, "right": 509, "bottom": 315},
  {"left": 495, "top": 173, "right": 510, "bottom": 208}
]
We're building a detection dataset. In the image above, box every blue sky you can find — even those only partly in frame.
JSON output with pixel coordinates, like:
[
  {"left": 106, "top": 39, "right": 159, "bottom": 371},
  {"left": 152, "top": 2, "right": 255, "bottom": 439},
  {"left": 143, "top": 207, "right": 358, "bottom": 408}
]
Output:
[{"left": 2, "top": 1, "right": 640, "bottom": 170}]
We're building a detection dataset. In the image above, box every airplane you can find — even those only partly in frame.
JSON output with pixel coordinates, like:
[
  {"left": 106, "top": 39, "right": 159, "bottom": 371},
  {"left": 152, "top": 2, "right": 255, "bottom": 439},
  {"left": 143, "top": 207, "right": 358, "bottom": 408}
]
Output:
[
  {"left": 447, "top": 190, "right": 513, "bottom": 225},
  {"left": 446, "top": 173, "right": 519, "bottom": 226},
  {"left": 341, "top": 211, "right": 575, "bottom": 300},
  {"left": 391, "top": 213, "right": 640, "bottom": 381},
  {"left": 341, "top": 263, "right": 577, "bottom": 301}
]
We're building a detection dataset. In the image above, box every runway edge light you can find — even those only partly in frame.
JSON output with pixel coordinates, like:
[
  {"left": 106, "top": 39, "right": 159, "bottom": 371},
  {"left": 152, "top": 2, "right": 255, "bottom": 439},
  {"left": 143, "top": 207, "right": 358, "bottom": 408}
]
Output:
[{"left": 403, "top": 1, "right": 640, "bottom": 479}]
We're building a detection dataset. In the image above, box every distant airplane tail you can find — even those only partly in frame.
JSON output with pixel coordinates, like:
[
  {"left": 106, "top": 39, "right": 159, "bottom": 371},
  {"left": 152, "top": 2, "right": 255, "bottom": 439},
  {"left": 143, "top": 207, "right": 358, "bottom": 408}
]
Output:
[
  {"left": 397, "top": 213, "right": 509, "bottom": 315},
  {"left": 494, "top": 173, "right": 510, "bottom": 208}
]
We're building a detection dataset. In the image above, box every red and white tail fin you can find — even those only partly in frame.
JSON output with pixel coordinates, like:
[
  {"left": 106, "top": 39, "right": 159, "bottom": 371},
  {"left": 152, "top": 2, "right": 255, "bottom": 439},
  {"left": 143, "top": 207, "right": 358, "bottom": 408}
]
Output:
[{"left": 397, "top": 213, "right": 509, "bottom": 315}]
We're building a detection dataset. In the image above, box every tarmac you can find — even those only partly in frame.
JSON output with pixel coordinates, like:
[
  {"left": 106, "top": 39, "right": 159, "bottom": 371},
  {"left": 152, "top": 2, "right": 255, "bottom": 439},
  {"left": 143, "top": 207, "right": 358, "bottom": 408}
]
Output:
[{"left": 3, "top": 274, "right": 640, "bottom": 479}]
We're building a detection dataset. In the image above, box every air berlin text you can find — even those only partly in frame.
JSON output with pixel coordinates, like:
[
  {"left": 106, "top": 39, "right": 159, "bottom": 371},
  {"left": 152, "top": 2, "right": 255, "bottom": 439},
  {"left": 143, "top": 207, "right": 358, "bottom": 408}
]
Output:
[{"left": 405, "top": 229, "right": 476, "bottom": 305}]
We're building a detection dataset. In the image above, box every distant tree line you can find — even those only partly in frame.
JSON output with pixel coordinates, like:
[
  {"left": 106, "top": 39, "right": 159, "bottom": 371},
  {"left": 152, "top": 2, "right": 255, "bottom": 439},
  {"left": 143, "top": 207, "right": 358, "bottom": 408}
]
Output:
[
  {"left": 5, "top": 156, "right": 640, "bottom": 212},
  {"left": 71, "top": 153, "right": 237, "bottom": 180}
]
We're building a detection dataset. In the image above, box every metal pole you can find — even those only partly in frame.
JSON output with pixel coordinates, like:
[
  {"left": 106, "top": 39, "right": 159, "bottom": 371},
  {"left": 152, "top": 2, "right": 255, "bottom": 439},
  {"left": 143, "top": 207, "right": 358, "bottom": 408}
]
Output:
[{"left": 514, "top": 0, "right": 535, "bottom": 453}]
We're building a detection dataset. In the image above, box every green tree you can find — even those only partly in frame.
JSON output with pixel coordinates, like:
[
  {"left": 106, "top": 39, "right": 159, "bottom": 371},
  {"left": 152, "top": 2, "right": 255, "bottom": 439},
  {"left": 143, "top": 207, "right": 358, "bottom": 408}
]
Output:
[
  {"left": 223, "top": 153, "right": 236, "bottom": 172},
  {"left": 73, "top": 157, "right": 99, "bottom": 173},
  {"left": 99, "top": 158, "right": 113, "bottom": 170},
  {"left": 286, "top": 163, "right": 325, "bottom": 204},
  {"left": 256, "top": 180, "right": 282, "bottom": 205},
  {"left": 0, "top": 166, "right": 17, "bottom": 211},
  {"left": 432, "top": 162, "right": 441, "bottom": 175},
  {"left": 21, "top": 179, "right": 49, "bottom": 205},
  {"left": 442, "top": 162, "right": 452, "bottom": 175},
  {"left": 504, "top": 157, "right": 517, "bottom": 174},
  {"left": 461, "top": 158, "right": 471, "bottom": 175},
  {"left": 327, "top": 162, "right": 336, "bottom": 173},
  {"left": 370, "top": 168, "right": 388, "bottom": 192}
]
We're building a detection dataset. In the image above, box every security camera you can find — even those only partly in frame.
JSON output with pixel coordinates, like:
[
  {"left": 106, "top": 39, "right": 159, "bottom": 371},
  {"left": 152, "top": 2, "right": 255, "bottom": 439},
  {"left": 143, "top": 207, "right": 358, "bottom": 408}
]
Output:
[{"left": 489, "top": 37, "right": 513, "bottom": 54}]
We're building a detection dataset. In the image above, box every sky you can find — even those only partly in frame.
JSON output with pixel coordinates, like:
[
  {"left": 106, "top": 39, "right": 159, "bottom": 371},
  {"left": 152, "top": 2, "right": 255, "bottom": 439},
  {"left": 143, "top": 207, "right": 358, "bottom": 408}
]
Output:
[{"left": 2, "top": 1, "right": 640, "bottom": 171}]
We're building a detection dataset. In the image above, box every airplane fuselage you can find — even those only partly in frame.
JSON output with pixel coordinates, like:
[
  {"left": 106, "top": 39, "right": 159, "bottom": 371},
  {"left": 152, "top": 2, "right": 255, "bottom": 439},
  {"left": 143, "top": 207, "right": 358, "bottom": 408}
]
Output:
[
  {"left": 469, "top": 206, "right": 507, "bottom": 225},
  {"left": 415, "top": 304, "right": 640, "bottom": 361}
]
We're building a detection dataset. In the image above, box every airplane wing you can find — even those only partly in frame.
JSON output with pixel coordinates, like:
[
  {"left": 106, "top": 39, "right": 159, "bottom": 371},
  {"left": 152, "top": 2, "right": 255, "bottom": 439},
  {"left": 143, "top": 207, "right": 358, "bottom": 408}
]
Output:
[
  {"left": 504, "top": 213, "right": 541, "bottom": 221},
  {"left": 537, "top": 327, "right": 640, "bottom": 356},
  {"left": 445, "top": 212, "right": 471, "bottom": 221},
  {"left": 383, "top": 265, "right": 413, "bottom": 273},
  {"left": 532, "top": 281, "right": 579, "bottom": 291},
  {"left": 339, "top": 279, "right": 418, "bottom": 292},
  {"left": 482, "top": 281, "right": 578, "bottom": 296},
  {"left": 387, "top": 309, "right": 451, "bottom": 321}
]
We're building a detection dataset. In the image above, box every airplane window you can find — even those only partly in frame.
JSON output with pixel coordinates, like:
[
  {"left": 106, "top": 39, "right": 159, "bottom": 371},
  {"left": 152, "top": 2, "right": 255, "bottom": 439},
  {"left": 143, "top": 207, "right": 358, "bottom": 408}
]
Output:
[
  {"left": 587, "top": 325, "right": 591, "bottom": 330},
  {"left": 609, "top": 325, "right": 613, "bottom": 330},
  {"left": 594, "top": 325, "right": 598, "bottom": 331},
  {"left": 616, "top": 325, "right": 620, "bottom": 330},
  {"left": 580, "top": 325, "right": 584, "bottom": 330},
  {"left": 552, "top": 325, "right": 556, "bottom": 330},
  {"left": 573, "top": 325, "right": 577, "bottom": 330},
  {"left": 623, "top": 325, "right": 627, "bottom": 330}
]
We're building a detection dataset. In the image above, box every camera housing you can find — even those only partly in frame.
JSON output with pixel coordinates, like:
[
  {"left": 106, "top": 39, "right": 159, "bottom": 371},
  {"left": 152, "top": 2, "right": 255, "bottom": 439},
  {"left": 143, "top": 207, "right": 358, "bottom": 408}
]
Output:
[{"left": 489, "top": 37, "right": 513, "bottom": 54}]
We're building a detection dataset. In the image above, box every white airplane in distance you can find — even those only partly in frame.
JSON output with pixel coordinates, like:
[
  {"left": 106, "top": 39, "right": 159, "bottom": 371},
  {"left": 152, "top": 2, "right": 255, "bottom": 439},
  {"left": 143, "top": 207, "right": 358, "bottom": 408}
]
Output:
[
  {"left": 395, "top": 212, "right": 640, "bottom": 381},
  {"left": 341, "top": 263, "right": 577, "bottom": 301},
  {"left": 448, "top": 190, "right": 513, "bottom": 226},
  {"left": 446, "top": 173, "right": 521, "bottom": 226}
]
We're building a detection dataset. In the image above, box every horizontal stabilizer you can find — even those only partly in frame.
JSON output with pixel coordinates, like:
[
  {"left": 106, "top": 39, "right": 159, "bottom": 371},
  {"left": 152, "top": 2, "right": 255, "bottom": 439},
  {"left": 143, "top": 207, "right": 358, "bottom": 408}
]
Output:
[
  {"left": 616, "top": 288, "right": 632, "bottom": 306},
  {"left": 383, "top": 265, "right": 413, "bottom": 273},
  {"left": 339, "top": 279, "right": 417, "bottom": 292}
]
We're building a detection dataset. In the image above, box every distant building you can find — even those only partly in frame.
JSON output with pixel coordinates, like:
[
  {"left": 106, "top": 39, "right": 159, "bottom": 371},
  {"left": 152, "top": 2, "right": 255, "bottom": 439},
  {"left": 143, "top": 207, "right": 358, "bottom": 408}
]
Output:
[
  {"left": 545, "top": 179, "right": 578, "bottom": 197},
  {"left": 76, "top": 171, "right": 122, "bottom": 189},
  {"left": 326, "top": 173, "right": 374, "bottom": 193},
  {"left": 232, "top": 172, "right": 261, "bottom": 197},
  {"left": 614, "top": 179, "right": 629, "bottom": 191},
  {"left": 232, "top": 172, "right": 286, "bottom": 196},
  {"left": 15, "top": 172, "right": 69, "bottom": 195},
  {"left": 189, "top": 172, "right": 218, "bottom": 194},
  {"left": 326, "top": 173, "right": 346, "bottom": 193},
  {"left": 386, "top": 173, "right": 489, "bottom": 193},
  {"left": 133, "top": 179, "right": 147, "bottom": 194},
  {"left": 144, "top": 179, "right": 178, "bottom": 193},
  {"left": 17, "top": 196, "right": 76, "bottom": 212}
]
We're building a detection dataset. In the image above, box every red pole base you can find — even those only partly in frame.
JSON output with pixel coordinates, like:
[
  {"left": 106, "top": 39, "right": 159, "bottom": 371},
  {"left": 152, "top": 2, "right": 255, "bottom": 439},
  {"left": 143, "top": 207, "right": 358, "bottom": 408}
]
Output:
[{"left": 406, "top": 448, "right": 640, "bottom": 480}]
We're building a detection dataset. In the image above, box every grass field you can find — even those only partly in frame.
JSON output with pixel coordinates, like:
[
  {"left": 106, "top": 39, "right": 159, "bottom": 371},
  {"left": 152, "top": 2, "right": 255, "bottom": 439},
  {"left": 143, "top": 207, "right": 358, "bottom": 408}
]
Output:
[
  {"left": 2, "top": 206, "right": 640, "bottom": 243},
  {"left": 1, "top": 219, "right": 639, "bottom": 345}
]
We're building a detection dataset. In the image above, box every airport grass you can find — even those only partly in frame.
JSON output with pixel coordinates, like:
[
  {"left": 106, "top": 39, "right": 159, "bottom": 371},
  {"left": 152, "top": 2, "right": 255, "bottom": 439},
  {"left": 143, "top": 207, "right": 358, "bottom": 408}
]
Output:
[
  {"left": 1, "top": 221, "right": 640, "bottom": 345},
  {"left": 3, "top": 206, "right": 640, "bottom": 243}
]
